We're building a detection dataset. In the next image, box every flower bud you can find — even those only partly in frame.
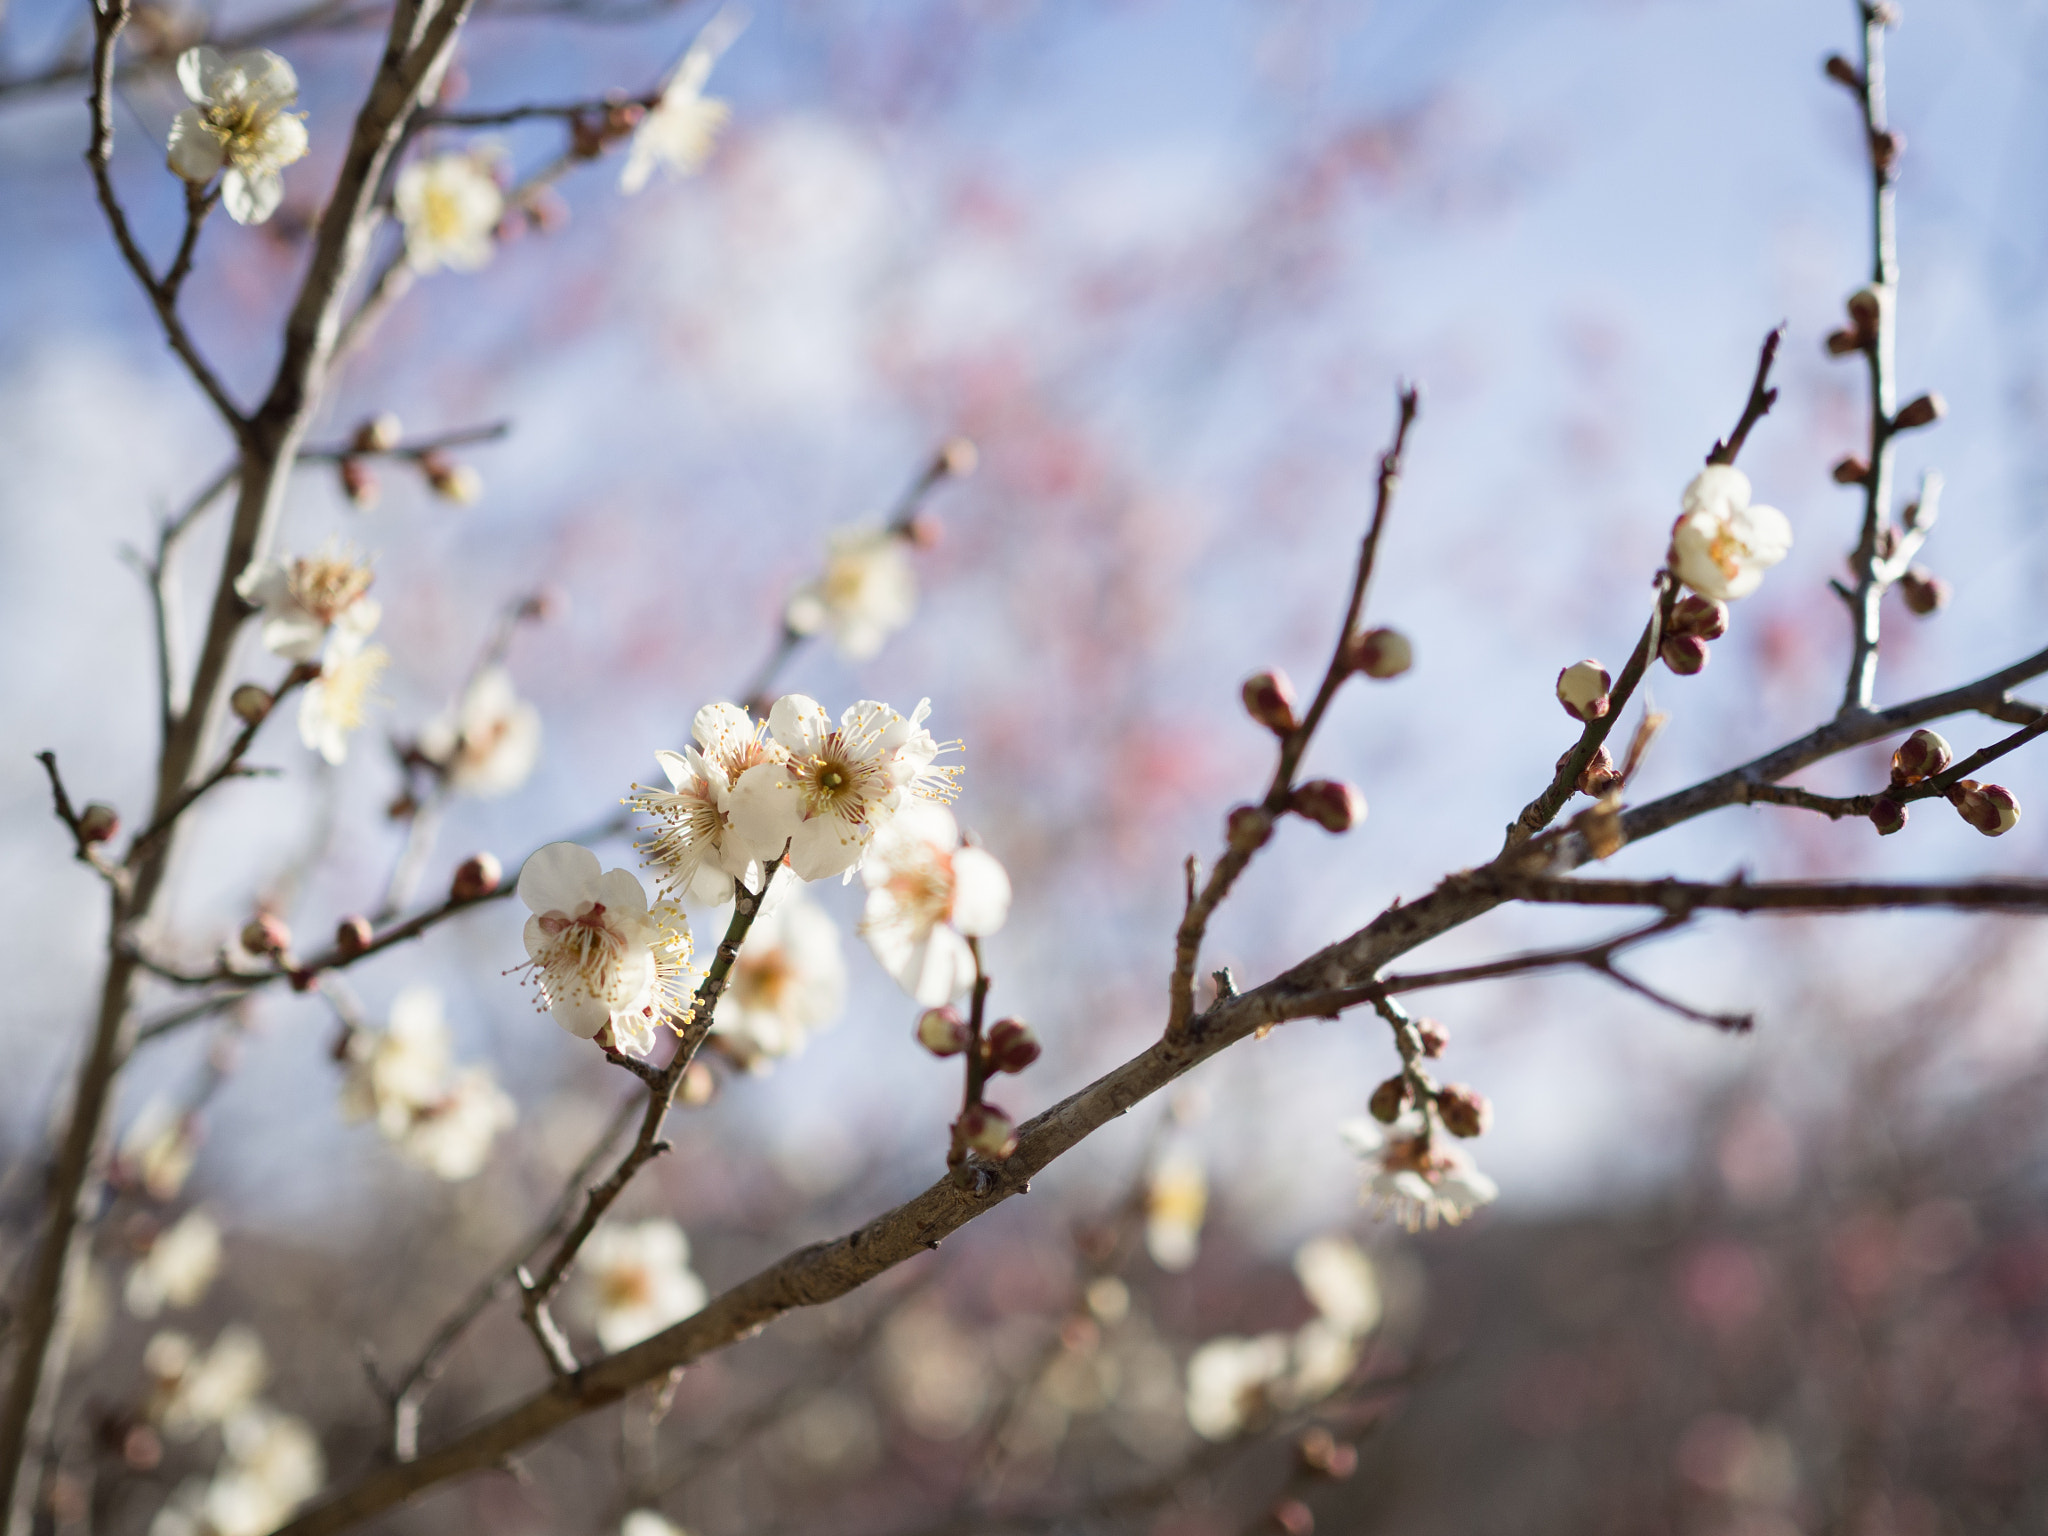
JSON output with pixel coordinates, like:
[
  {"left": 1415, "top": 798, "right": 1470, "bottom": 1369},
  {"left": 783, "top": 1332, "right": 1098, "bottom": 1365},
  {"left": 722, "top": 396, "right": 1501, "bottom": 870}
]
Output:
[
  {"left": 1869, "top": 1, "right": 1899, "bottom": 26},
  {"left": 1416, "top": 1017, "right": 1450, "bottom": 1057},
  {"left": 1269, "top": 1497, "right": 1315, "bottom": 1536},
  {"left": 1288, "top": 780, "right": 1366, "bottom": 833},
  {"left": 1950, "top": 781, "right": 2021, "bottom": 837},
  {"left": 451, "top": 852, "right": 502, "bottom": 901},
  {"left": 1870, "top": 128, "right": 1905, "bottom": 175},
  {"left": 229, "top": 684, "right": 272, "bottom": 725},
  {"left": 904, "top": 511, "right": 943, "bottom": 549},
  {"left": 1832, "top": 457, "right": 1871, "bottom": 485},
  {"left": 1435, "top": 1083, "right": 1492, "bottom": 1139},
  {"left": 1556, "top": 659, "right": 1611, "bottom": 723},
  {"left": 1297, "top": 1426, "right": 1358, "bottom": 1481},
  {"left": 918, "top": 1007, "right": 969, "bottom": 1057},
  {"left": 938, "top": 436, "right": 979, "bottom": 478},
  {"left": 1668, "top": 594, "right": 1729, "bottom": 641},
  {"left": 1846, "top": 286, "right": 1886, "bottom": 337},
  {"left": 1889, "top": 728, "right": 1952, "bottom": 787},
  {"left": 351, "top": 412, "right": 403, "bottom": 453},
  {"left": 957, "top": 1102, "right": 1017, "bottom": 1159},
  {"left": 1824, "top": 327, "right": 1864, "bottom": 357},
  {"left": 1241, "top": 670, "right": 1299, "bottom": 736},
  {"left": 1868, "top": 795, "right": 1908, "bottom": 836},
  {"left": 602, "top": 100, "right": 645, "bottom": 138},
  {"left": 420, "top": 452, "right": 482, "bottom": 505},
  {"left": 569, "top": 111, "right": 608, "bottom": 159},
  {"left": 985, "top": 1018, "right": 1041, "bottom": 1074},
  {"left": 1368, "top": 1075, "right": 1410, "bottom": 1124},
  {"left": 334, "top": 915, "right": 373, "bottom": 957},
  {"left": 1823, "top": 53, "right": 1862, "bottom": 90},
  {"left": 1894, "top": 392, "right": 1945, "bottom": 431},
  {"left": 338, "top": 457, "right": 380, "bottom": 510},
  {"left": 1348, "top": 626, "right": 1413, "bottom": 680},
  {"left": 240, "top": 912, "right": 291, "bottom": 957},
  {"left": 1898, "top": 566, "right": 1949, "bottom": 616},
  {"left": 1559, "top": 745, "right": 1621, "bottom": 798},
  {"left": 78, "top": 803, "right": 119, "bottom": 843},
  {"left": 525, "top": 185, "right": 570, "bottom": 235},
  {"left": 1226, "top": 805, "right": 1275, "bottom": 853},
  {"left": 1660, "top": 634, "right": 1711, "bottom": 676}
]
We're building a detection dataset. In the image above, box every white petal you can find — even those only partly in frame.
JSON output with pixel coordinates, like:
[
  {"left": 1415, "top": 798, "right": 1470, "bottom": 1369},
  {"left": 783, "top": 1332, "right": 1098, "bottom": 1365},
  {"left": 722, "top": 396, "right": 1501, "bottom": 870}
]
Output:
[
  {"left": 767, "top": 694, "right": 829, "bottom": 754},
  {"left": 222, "top": 166, "right": 282, "bottom": 225},
  {"left": 549, "top": 990, "right": 612, "bottom": 1039},
  {"left": 948, "top": 847, "right": 1011, "bottom": 937},
  {"left": 654, "top": 749, "right": 695, "bottom": 793},
  {"left": 166, "top": 110, "right": 224, "bottom": 182},
  {"left": 594, "top": 866, "right": 652, "bottom": 921},
  {"left": 727, "top": 761, "right": 804, "bottom": 862},
  {"left": 232, "top": 48, "right": 298, "bottom": 107},
  {"left": 518, "top": 841, "right": 602, "bottom": 915},
  {"left": 175, "top": 46, "right": 227, "bottom": 103},
  {"left": 1734, "top": 501, "right": 1793, "bottom": 565},
  {"left": 1681, "top": 463, "right": 1751, "bottom": 519}
]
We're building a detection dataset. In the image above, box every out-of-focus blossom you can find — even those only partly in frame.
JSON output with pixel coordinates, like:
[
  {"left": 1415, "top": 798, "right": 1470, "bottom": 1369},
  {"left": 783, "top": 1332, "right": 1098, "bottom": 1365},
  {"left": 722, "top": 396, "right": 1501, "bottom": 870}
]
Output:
[
  {"left": 859, "top": 801, "right": 1009, "bottom": 1005},
  {"left": 1294, "top": 1235, "right": 1381, "bottom": 1338},
  {"left": 621, "top": 1513, "right": 691, "bottom": 1536},
  {"left": 712, "top": 884, "right": 845, "bottom": 1068},
  {"left": 619, "top": 6, "right": 741, "bottom": 195},
  {"left": 339, "top": 987, "right": 451, "bottom": 1138},
  {"left": 145, "top": 1326, "right": 267, "bottom": 1440},
  {"left": 518, "top": 843, "right": 688, "bottom": 1042},
  {"left": 395, "top": 1067, "right": 516, "bottom": 1181},
  {"left": 785, "top": 525, "right": 915, "bottom": 661},
  {"left": 201, "top": 1405, "right": 325, "bottom": 1536},
  {"left": 121, "top": 1097, "right": 201, "bottom": 1200},
  {"left": 126, "top": 1210, "right": 222, "bottom": 1319},
  {"left": 1670, "top": 466, "right": 1792, "bottom": 602},
  {"left": 633, "top": 703, "right": 784, "bottom": 905},
  {"left": 577, "top": 1219, "right": 708, "bottom": 1352},
  {"left": 234, "top": 544, "right": 378, "bottom": 663},
  {"left": 165, "top": 47, "right": 306, "bottom": 224},
  {"left": 1185, "top": 1333, "right": 1292, "bottom": 1440},
  {"left": 1145, "top": 1147, "right": 1208, "bottom": 1273},
  {"left": 1342, "top": 1114, "right": 1498, "bottom": 1231},
  {"left": 298, "top": 630, "right": 388, "bottom": 765},
  {"left": 395, "top": 149, "right": 504, "bottom": 273},
  {"left": 416, "top": 665, "right": 542, "bottom": 797}
]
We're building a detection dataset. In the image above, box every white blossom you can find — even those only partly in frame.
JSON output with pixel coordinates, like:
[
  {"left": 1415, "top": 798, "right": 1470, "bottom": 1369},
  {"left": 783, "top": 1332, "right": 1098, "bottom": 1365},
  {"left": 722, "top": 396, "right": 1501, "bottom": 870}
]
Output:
[
  {"left": 518, "top": 843, "right": 692, "bottom": 1045},
  {"left": 711, "top": 884, "right": 845, "bottom": 1068},
  {"left": 166, "top": 47, "right": 307, "bottom": 224},
  {"left": 298, "top": 629, "right": 388, "bottom": 765},
  {"left": 577, "top": 1219, "right": 708, "bottom": 1352},
  {"left": 632, "top": 702, "right": 785, "bottom": 905},
  {"left": 858, "top": 800, "right": 1009, "bottom": 1005},
  {"left": 1144, "top": 1147, "right": 1207, "bottom": 1274},
  {"left": 621, "top": 1514, "right": 690, "bottom": 1536},
  {"left": 125, "top": 1210, "right": 222, "bottom": 1319},
  {"left": 200, "top": 1405, "right": 325, "bottom": 1536},
  {"left": 1341, "top": 1113, "right": 1498, "bottom": 1231},
  {"left": 619, "top": 6, "right": 742, "bottom": 196},
  {"left": 339, "top": 986, "right": 451, "bottom": 1138},
  {"left": 1184, "top": 1333, "right": 1292, "bottom": 1440},
  {"left": 1670, "top": 465, "right": 1793, "bottom": 602},
  {"left": 784, "top": 525, "right": 916, "bottom": 662},
  {"left": 395, "top": 149, "right": 504, "bottom": 273},
  {"left": 417, "top": 665, "right": 542, "bottom": 797},
  {"left": 121, "top": 1097, "right": 200, "bottom": 1200},
  {"left": 234, "top": 544, "right": 379, "bottom": 663},
  {"left": 1293, "top": 1234, "right": 1381, "bottom": 1338},
  {"left": 146, "top": 1326, "right": 267, "bottom": 1440},
  {"left": 397, "top": 1067, "right": 517, "bottom": 1181}
]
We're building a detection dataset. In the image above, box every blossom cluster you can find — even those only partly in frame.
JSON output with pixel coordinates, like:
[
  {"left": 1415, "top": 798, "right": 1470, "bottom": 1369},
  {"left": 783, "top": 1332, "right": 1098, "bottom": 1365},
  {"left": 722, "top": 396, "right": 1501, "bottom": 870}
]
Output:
[
  {"left": 338, "top": 988, "right": 517, "bottom": 1180},
  {"left": 235, "top": 543, "right": 388, "bottom": 765},
  {"left": 143, "top": 1327, "right": 323, "bottom": 1536}
]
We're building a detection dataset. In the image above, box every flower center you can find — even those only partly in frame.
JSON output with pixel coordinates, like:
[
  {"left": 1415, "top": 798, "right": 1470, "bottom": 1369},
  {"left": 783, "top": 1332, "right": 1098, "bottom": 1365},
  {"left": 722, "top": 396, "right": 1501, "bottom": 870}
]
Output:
[
  {"left": 599, "top": 1262, "right": 655, "bottom": 1313},
  {"left": 290, "top": 555, "right": 373, "bottom": 625},
  {"left": 791, "top": 740, "right": 886, "bottom": 823},
  {"left": 731, "top": 948, "right": 794, "bottom": 1013},
  {"left": 536, "top": 903, "right": 629, "bottom": 1003}
]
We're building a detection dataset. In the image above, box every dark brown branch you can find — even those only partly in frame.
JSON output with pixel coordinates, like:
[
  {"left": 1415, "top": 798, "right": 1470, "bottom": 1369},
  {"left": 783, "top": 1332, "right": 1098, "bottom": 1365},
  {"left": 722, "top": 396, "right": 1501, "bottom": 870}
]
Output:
[
  {"left": 1739, "top": 711, "right": 2048, "bottom": 823},
  {"left": 1705, "top": 324, "right": 1784, "bottom": 467},
  {"left": 300, "top": 420, "right": 512, "bottom": 464},
  {"left": 421, "top": 94, "right": 651, "bottom": 127},
  {"left": 1503, "top": 873, "right": 2048, "bottom": 916}
]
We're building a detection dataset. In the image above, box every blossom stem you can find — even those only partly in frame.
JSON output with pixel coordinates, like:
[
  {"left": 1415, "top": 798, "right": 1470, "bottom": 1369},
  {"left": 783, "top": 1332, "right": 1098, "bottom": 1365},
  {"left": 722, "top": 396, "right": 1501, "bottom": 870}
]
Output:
[{"left": 948, "top": 937, "right": 993, "bottom": 1177}]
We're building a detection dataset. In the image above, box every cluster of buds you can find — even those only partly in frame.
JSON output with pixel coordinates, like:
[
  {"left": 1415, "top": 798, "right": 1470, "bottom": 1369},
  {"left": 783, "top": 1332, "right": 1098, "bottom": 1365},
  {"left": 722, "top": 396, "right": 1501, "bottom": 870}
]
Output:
[
  {"left": 1560, "top": 744, "right": 1622, "bottom": 798},
  {"left": 1556, "top": 659, "right": 1610, "bottom": 723},
  {"left": 1434, "top": 1083, "right": 1492, "bottom": 1139},
  {"left": 1661, "top": 593, "right": 1728, "bottom": 677},
  {"left": 1949, "top": 780, "right": 2021, "bottom": 838},
  {"left": 451, "top": 851, "right": 502, "bottom": 901},
  {"left": 917, "top": 1008, "right": 1041, "bottom": 1074},
  {"left": 1826, "top": 283, "right": 1891, "bottom": 359}
]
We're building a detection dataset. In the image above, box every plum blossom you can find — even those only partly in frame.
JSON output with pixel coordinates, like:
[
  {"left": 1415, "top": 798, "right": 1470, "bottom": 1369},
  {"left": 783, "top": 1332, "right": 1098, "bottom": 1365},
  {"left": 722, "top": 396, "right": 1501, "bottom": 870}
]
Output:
[
  {"left": 394, "top": 149, "right": 504, "bottom": 273},
  {"left": 858, "top": 801, "right": 1009, "bottom": 1005},
  {"left": 517, "top": 843, "right": 693, "bottom": 1047},
  {"left": 338, "top": 989, "right": 518, "bottom": 1180},
  {"left": 785, "top": 525, "right": 916, "bottom": 661},
  {"left": 120, "top": 1097, "right": 201, "bottom": 1200},
  {"left": 1293, "top": 1235, "right": 1381, "bottom": 1339},
  {"left": 417, "top": 665, "right": 542, "bottom": 797},
  {"left": 619, "top": 5, "right": 742, "bottom": 195},
  {"left": 577, "top": 1219, "right": 707, "bottom": 1352},
  {"left": 622, "top": 1514, "right": 689, "bottom": 1536},
  {"left": 234, "top": 544, "right": 379, "bottom": 663},
  {"left": 166, "top": 47, "right": 307, "bottom": 224},
  {"left": 728, "top": 695, "right": 959, "bottom": 884},
  {"left": 631, "top": 703, "right": 785, "bottom": 904},
  {"left": 1669, "top": 465, "right": 1793, "bottom": 602},
  {"left": 145, "top": 1326, "right": 267, "bottom": 1439},
  {"left": 151, "top": 1403, "right": 325, "bottom": 1536},
  {"left": 1341, "top": 1113, "right": 1498, "bottom": 1231},
  {"left": 394, "top": 1067, "right": 517, "bottom": 1181},
  {"left": 125, "top": 1210, "right": 222, "bottom": 1319},
  {"left": 711, "top": 885, "right": 845, "bottom": 1068},
  {"left": 1144, "top": 1147, "right": 1208, "bottom": 1273},
  {"left": 1184, "top": 1334, "right": 1293, "bottom": 1440},
  {"left": 297, "top": 630, "right": 388, "bottom": 765}
]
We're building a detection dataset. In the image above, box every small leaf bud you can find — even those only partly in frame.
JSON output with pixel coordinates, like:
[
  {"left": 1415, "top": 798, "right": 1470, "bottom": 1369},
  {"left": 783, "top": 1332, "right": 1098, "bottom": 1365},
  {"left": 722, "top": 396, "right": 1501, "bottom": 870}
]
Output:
[
  {"left": 1668, "top": 594, "right": 1729, "bottom": 641},
  {"left": 1288, "top": 780, "right": 1366, "bottom": 833},
  {"left": 1823, "top": 53, "right": 1862, "bottom": 90},
  {"left": 451, "top": 852, "right": 502, "bottom": 901},
  {"left": 1950, "top": 781, "right": 2021, "bottom": 837},
  {"left": 1348, "top": 626, "right": 1413, "bottom": 680},
  {"left": 1868, "top": 795, "right": 1908, "bottom": 836},
  {"left": 1368, "top": 1075, "right": 1410, "bottom": 1124},
  {"left": 918, "top": 1007, "right": 970, "bottom": 1057},
  {"left": 229, "top": 684, "right": 272, "bottom": 725},
  {"left": 957, "top": 1102, "right": 1017, "bottom": 1159},
  {"left": 1889, "top": 728, "right": 1952, "bottom": 786},
  {"left": 1660, "top": 634, "right": 1711, "bottom": 676},
  {"left": 1241, "top": 670, "right": 1299, "bottom": 736},
  {"left": 334, "top": 915, "right": 373, "bottom": 957},
  {"left": 1824, "top": 327, "right": 1864, "bottom": 357},
  {"left": 1894, "top": 392, "right": 1945, "bottom": 431},
  {"left": 240, "top": 912, "right": 291, "bottom": 957},
  {"left": 985, "top": 1018, "right": 1041, "bottom": 1074},
  {"left": 420, "top": 451, "right": 482, "bottom": 505},
  {"left": 1560, "top": 745, "right": 1621, "bottom": 798},
  {"left": 78, "top": 803, "right": 119, "bottom": 844},
  {"left": 1846, "top": 286, "right": 1887, "bottom": 337},
  {"left": 351, "top": 412, "right": 403, "bottom": 453},
  {"left": 938, "top": 436, "right": 979, "bottom": 478},
  {"left": 1832, "top": 457, "right": 1871, "bottom": 485},
  {"left": 387, "top": 791, "right": 419, "bottom": 822},
  {"left": 1435, "top": 1083, "right": 1492, "bottom": 1139},
  {"left": 1416, "top": 1017, "right": 1450, "bottom": 1057},
  {"left": 1898, "top": 566, "right": 1950, "bottom": 616},
  {"left": 1297, "top": 1426, "right": 1358, "bottom": 1481},
  {"left": 1226, "top": 804, "right": 1275, "bottom": 853},
  {"left": 1556, "top": 659, "right": 1611, "bottom": 723}
]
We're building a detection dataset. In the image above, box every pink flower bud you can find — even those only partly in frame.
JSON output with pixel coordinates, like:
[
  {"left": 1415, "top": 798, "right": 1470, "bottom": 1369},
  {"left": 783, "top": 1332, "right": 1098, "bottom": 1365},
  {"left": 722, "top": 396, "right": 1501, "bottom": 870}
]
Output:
[
  {"left": 1241, "top": 670, "right": 1299, "bottom": 736},
  {"left": 1559, "top": 745, "right": 1621, "bottom": 798},
  {"left": 1832, "top": 457, "right": 1871, "bottom": 485},
  {"left": 229, "top": 685, "right": 272, "bottom": 725},
  {"left": 1894, "top": 393, "right": 1945, "bottom": 431},
  {"left": 1556, "top": 660, "right": 1611, "bottom": 723},
  {"left": 451, "top": 852, "right": 502, "bottom": 901},
  {"left": 985, "top": 1018, "right": 1041, "bottom": 1074},
  {"left": 338, "top": 457, "right": 380, "bottom": 510},
  {"left": 1368, "top": 1075, "right": 1409, "bottom": 1124},
  {"left": 241, "top": 913, "right": 291, "bottom": 957},
  {"left": 918, "top": 1006, "right": 970, "bottom": 1057},
  {"left": 1898, "top": 566, "right": 1950, "bottom": 616},
  {"left": 1868, "top": 796, "right": 1908, "bottom": 836},
  {"left": 1660, "top": 634, "right": 1711, "bottom": 676},
  {"left": 334, "top": 915, "right": 373, "bottom": 957},
  {"left": 1668, "top": 594, "right": 1729, "bottom": 641},
  {"left": 1950, "top": 781, "right": 2021, "bottom": 837},
  {"left": 1870, "top": 128, "right": 1904, "bottom": 174},
  {"left": 1288, "top": 780, "right": 1366, "bottom": 833},
  {"left": 1889, "top": 728, "right": 1952, "bottom": 787},
  {"left": 78, "top": 803, "right": 119, "bottom": 844},
  {"left": 1416, "top": 1017, "right": 1450, "bottom": 1057},
  {"left": 958, "top": 1102, "right": 1017, "bottom": 1159},
  {"left": 1435, "top": 1083, "right": 1492, "bottom": 1139},
  {"left": 938, "top": 437, "right": 979, "bottom": 478},
  {"left": 904, "top": 511, "right": 942, "bottom": 549},
  {"left": 1226, "top": 805, "right": 1275, "bottom": 853},
  {"left": 1297, "top": 1426, "right": 1358, "bottom": 1481},
  {"left": 1348, "top": 627, "right": 1413, "bottom": 680},
  {"left": 1270, "top": 1497, "right": 1315, "bottom": 1536}
]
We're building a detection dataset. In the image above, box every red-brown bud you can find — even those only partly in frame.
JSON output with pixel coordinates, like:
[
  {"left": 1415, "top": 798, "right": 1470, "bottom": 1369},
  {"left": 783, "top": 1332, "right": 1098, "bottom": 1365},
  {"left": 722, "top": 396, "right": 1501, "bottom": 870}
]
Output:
[
  {"left": 1416, "top": 1017, "right": 1450, "bottom": 1057},
  {"left": 1297, "top": 1426, "right": 1358, "bottom": 1480},
  {"left": 1288, "top": 780, "right": 1366, "bottom": 833},
  {"left": 938, "top": 436, "right": 980, "bottom": 478},
  {"left": 1660, "top": 634, "right": 1711, "bottom": 676},
  {"left": 904, "top": 511, "right": 942, "bottom": 549},
  {"left": 1560, "top": 745, "right": 1621, "bottom": 798},
  {"left": 957, "top": 1102, "right": 1017, "bottom": 1159},
  {"left": 1556, "top": 659, "right": 1611, "bottom": 723},
  {"left": 569, "top": 111, "right": 608, "bottom": 159},
  {"left": 918, "top": 1006, "right": 969, "bottom": 1057},
  {"left": 229, "top": 684, "right": 272, "bottom": 725},
  {"left": 1241, "top": 670, "right": 1299, "bottom": 735},
  {"left": 1269, "top": 1498, "right": 1315, "bottom": 1536},
  {"left": 1833, "top": 457, "right": 1871, "bottom": 485},
  {"left": 1898, "top": 566, "right": 1950, "bottom": 616},
  {"left": 985, "top": 1018, "right": 1041, "bottom": 1074},
  {"left": 1870, "top": 128, "right": 1905, "bottom": 174},
  {"left": 1226, "top": 804, "right": 1275, "bottom": 852},
  {"left": 240, "top": 912, "right": 291, "bottom": 957},
  {"left": 1846, "top": 286, "right": 1885, "bottom": 336},
  {"left": 1436, "top": 1083, "right": 1492, "bottom": 1139},
  {"left": 1823, "top": 53, "right": 1862, "bottom": 90},
  {"left": 451, "top": 852, "right": 502, "bottom": 901},
  {"left": 1824, "top": 327, "right": 1864, "bottom": 357},
  {"left": 1668, "top": 594, "right": 1729, "bottom": 641},
  {"left": 1889, "top": 728, "right": 1952, "bottom": 786},
  {"left": 1348, "top": 626, "right": 1413, "bottom": 680},
  {"left": 1368, "top": 1075, "right": 1410, "bottom": 1124},
  {"left": 1950, "top": 781, "right": 2021, "bottom": 837},
  {"left": 78, "top": 803, "right": 119, "bottom": 844},
  {"left": 1869, "top": 796, "right": 1907, "bottom": 836},
  {"left": 1894, "top": 392, "right": 1945, "bottom": 431},
  {"left": 334, "top": 915, "right": 373, "bottom": 957}
]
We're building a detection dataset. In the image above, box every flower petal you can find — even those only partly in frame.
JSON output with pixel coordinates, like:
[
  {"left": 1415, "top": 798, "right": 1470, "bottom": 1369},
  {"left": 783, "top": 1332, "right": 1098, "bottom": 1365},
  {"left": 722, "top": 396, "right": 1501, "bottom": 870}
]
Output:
[
  {"left": 518, "top": 841, "right": 602, "bottom": 915},
  {"left": 166, "top": 109, "right": 225, "bottom": 182},
  {"left": 948, "top": 846, "right": 1011, "bottom": 938},
  {"left": 175, "top": 46, "right": 228, "bottom": 104}
]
